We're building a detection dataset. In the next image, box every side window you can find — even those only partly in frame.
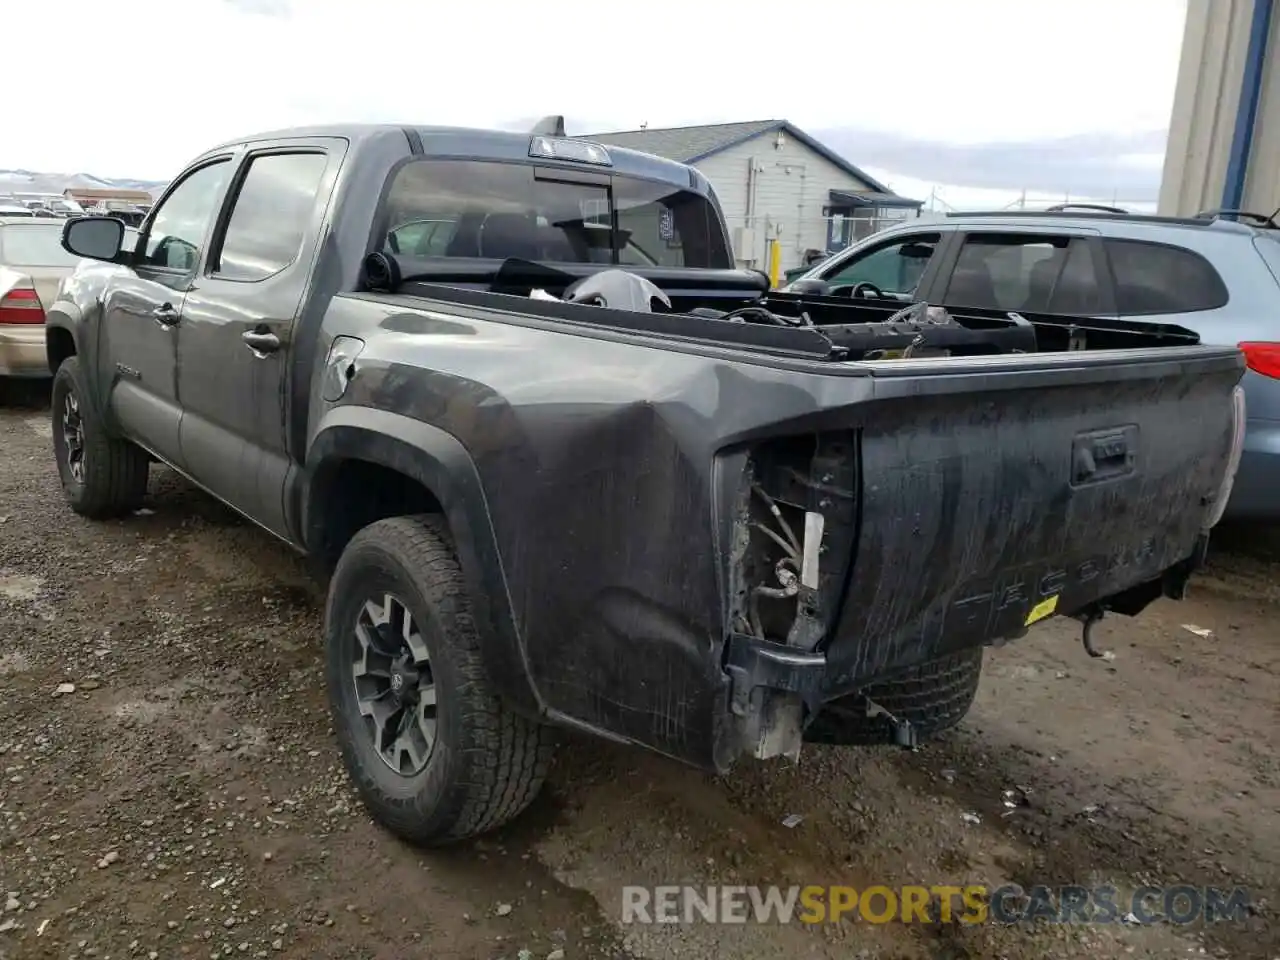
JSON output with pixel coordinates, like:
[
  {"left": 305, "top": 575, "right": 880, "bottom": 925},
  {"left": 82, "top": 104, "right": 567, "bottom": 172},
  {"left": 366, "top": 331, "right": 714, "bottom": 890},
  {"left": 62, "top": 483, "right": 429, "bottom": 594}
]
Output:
[
  {"left": 386, "top": 219, "right": 458, "bottom": 258},
  {"left": 824, "top": 233, "right": 940, "bottom": 295},
  {"left": 1047, "top": 241, "right": 1103, "bottom": 315},
  {"left": 214, "top": 153, "right": 329, "bottom": 282},
  {"left": 141, "top": 160, "right": 232, "bottom": 272},
  {"left": 1104, "top": 239, "right": 1228, "bottom": 315},
  {"left": 944, "top": 234, "right": 1074, "bottom": 312}
]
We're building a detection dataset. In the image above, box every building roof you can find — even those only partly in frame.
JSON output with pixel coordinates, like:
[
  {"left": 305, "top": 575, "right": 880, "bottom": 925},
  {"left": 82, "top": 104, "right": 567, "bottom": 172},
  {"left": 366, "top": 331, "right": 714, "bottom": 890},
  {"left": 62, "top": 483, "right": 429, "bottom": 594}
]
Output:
[
  {"left": 584, "top": 119, "right": 897, "bottom": 195},
  {"left": 830, "top": 189, "right": 924, "bottom": 211}
]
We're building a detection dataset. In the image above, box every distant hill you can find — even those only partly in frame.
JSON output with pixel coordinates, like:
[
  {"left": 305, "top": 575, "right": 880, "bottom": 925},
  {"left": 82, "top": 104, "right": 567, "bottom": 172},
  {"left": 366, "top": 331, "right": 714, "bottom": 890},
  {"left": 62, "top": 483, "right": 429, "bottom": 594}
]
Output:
[{"left": 0, "top": 169, "right": 167, "bottom": 199}]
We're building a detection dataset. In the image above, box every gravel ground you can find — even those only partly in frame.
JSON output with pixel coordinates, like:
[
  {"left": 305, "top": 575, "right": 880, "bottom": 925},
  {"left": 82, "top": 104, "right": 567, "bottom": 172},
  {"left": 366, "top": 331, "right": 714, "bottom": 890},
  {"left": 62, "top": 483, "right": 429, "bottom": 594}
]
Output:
[{"left": 0, "top": 383, "right": 1277, "bottom": 960}]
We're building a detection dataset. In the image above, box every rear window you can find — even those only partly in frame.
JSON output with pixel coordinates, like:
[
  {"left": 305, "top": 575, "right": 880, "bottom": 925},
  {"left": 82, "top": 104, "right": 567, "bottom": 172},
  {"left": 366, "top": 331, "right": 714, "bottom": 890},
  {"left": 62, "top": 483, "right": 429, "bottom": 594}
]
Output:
[
  {"left": 0, "top": 223, "right": 80, "bottom": 267},
  {"left": 381, "top": 159, "right": 731, "bottom": 269},
  {"left": 1103, "top": 238, "right": 1228, "bottom": 315},
  {"left": 944, "top": 233, "right": 1084, "bottom": 313}
]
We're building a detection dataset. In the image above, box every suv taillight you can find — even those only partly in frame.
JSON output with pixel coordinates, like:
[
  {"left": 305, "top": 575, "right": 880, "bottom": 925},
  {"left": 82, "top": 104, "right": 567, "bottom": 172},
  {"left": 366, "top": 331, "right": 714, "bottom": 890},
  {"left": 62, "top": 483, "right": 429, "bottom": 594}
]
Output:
[
  {"left": 1238, "top": 341, "right": 1280, "bottom": 379},
  {"left": 0, "top": 287, "right": 45, "bottom": 325}
]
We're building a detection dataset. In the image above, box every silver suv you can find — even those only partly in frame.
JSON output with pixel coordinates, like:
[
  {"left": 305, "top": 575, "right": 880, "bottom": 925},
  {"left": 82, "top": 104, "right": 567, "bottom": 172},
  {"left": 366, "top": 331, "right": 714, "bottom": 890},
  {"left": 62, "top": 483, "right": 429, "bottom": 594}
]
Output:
[{"left": 785, "top": 204, "right": 1280, "bottom": 522}]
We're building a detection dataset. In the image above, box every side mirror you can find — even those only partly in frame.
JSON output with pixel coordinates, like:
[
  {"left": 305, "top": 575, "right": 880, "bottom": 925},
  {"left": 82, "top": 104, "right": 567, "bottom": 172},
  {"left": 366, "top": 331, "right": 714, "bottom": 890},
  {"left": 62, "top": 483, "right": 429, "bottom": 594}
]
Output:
[
  {"left": 787, "top": 278, "right": 833, "bottom": 296},
  {"left": 62, "top": 216, "right": 125, "bottom": 262}
]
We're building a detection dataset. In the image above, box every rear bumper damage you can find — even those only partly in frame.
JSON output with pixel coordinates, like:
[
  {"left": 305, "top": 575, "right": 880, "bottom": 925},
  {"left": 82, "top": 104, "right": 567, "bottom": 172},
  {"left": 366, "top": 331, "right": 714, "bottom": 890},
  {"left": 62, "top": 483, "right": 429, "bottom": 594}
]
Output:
[
  {"left": 723, "top": 533, "right": 1211, "bottom": 759},
  {"left": 711, "top": 383, "right": 1243, "bottom": 766}
]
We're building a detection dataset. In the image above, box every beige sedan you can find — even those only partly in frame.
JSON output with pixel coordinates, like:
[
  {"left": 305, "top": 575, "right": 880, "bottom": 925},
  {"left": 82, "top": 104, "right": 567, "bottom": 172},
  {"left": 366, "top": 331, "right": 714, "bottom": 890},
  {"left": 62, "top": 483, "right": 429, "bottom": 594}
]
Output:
[{"left": 0, "top": 215, "right": 84, "bottom": 378}]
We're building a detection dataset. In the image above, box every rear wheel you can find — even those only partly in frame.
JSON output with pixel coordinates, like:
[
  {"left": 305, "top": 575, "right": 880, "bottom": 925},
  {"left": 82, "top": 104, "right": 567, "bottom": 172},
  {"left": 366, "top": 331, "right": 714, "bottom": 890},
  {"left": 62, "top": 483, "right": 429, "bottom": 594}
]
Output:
[
  {"left": 325, "top": 515, "right": 556, "bottom": 846},
  {"left": 51, "top": 356, "right": 149, "bottom": 519},
  {"left": 804, "top": 647, "right": 983, "bottom": 746}
]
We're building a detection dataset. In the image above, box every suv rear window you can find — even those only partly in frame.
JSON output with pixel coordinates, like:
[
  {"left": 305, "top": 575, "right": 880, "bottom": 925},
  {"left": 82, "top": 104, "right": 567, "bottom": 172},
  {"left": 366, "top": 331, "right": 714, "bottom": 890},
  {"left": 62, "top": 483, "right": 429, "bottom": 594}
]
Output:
[
  {"left": 1103, "top": 238, "right": 1228, "bottom": 315},
  {"left": 381, "top": 160, "right": 731, "bottom": 269}
]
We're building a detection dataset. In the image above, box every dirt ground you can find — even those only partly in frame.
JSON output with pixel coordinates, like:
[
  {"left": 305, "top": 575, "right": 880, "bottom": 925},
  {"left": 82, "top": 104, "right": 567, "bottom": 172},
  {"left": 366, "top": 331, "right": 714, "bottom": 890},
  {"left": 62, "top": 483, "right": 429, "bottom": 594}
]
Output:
[{"left": 0, "top": 383, "right": 1277, "bottom": 960}]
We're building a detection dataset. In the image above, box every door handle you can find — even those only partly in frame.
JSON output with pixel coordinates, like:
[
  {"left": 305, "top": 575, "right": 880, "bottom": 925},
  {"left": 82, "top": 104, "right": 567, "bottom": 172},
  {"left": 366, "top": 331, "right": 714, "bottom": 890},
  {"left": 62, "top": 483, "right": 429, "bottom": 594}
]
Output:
[
  {"left": 152, "top": 303, "right": 179, "bottom": 328},
  {"left": 242, "top": 329, "right": 281, "bottom": 357}
]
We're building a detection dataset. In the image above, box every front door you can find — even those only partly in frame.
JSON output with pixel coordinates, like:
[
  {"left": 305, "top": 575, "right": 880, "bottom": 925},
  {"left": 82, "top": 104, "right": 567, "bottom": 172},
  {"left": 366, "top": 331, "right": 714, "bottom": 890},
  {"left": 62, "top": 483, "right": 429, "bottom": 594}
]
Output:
[
  {"left": 177, "top": 143, "right": 339, "bottom": 538},
  {"left": 101, "top": 158, "right": 234, "bottom": 467}
]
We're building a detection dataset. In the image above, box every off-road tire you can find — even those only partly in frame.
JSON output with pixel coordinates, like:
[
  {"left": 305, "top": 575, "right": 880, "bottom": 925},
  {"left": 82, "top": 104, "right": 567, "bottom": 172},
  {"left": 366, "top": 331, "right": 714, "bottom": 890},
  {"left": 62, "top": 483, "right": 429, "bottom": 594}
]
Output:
[
  {"left": 325, "top": 514, "right": 556, "bottom": 846},
  {"left": 51, "top": 355, "right": 149, "bottom": 519},
  {"left": 803, "top": 647, "right": 983, "bottom": 746}
]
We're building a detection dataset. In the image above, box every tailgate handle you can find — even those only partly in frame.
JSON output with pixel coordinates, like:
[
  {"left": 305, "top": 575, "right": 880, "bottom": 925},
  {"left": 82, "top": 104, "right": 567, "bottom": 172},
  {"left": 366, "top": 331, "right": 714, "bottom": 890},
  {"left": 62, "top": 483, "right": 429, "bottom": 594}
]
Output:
[{"left": 1071, "top": 427, "right": 1137, "bottom": 486}]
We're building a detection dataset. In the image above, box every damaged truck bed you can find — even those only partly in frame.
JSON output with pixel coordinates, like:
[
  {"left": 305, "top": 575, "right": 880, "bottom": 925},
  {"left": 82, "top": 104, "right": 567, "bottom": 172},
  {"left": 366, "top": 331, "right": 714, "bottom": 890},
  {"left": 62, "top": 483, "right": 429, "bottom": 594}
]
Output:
[{"left": 45, "top": 118, "right": 1247, "bottom": 845}]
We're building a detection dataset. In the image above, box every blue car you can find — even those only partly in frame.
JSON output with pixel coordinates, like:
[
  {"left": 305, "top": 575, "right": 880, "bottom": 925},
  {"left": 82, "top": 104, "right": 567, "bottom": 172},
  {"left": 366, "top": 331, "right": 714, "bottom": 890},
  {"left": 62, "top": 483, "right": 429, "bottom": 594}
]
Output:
[{"left": 784, "top": 204, "right": 1279, "bottom": 521}]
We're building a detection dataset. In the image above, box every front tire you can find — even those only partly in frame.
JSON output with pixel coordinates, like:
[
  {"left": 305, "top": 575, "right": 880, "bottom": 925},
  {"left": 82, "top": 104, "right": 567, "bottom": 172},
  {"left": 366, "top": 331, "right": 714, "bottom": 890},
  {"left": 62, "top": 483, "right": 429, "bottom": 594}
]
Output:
[
  {"left": 325, "top": 515, "right": 555, "bottom": 846},
  {"left": 51, "top": 355, "right": 149, "bottom": 519}
]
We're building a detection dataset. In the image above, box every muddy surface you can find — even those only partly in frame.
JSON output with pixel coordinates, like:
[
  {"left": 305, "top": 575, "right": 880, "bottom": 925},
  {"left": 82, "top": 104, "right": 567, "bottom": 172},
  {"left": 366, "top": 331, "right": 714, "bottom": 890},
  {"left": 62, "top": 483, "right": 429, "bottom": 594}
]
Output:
[{"left": 0, "top": 385, "right": 1276, "bottom": 960}]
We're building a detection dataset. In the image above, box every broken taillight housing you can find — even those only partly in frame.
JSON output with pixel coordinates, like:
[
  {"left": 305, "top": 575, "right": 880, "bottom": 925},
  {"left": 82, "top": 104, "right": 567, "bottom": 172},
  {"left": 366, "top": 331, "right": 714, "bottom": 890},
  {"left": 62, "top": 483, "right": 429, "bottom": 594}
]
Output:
[{"left": 1203, "top": 384, "right": 1247, "bottom": 530}]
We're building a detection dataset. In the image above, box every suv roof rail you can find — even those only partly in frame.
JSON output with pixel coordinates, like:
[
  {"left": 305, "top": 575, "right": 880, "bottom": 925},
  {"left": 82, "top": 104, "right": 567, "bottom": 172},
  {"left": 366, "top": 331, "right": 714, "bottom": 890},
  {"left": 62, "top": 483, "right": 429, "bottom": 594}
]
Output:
[
  {"left": 1194, "top": 207, "right": 1280, "bottom": 229},
  {"left": 530, "top": 115, "right": 567, "bottom": 137},
  {"left": 1044, "top": 202, "right": 1129, "bottom": 214},
  {"left": 942, "top": 209, "right": 1215, "bottom": 227}
]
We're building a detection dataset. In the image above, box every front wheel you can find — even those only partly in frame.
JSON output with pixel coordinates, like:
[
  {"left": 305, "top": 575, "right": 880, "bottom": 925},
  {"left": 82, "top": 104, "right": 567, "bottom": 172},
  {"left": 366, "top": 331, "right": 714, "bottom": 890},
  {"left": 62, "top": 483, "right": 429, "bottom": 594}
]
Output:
[
  {"left": 51, "top": 355, "right": 149, "bottom": 519},
  {"left": 324, "top": 514, "right": 556, "bottom": 846}
]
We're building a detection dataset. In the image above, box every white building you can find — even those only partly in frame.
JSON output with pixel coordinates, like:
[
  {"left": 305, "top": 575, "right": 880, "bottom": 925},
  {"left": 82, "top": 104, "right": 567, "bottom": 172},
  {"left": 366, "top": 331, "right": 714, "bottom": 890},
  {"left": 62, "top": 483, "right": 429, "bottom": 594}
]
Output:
[
  {"left": 1160, "top": 0, "right": 1280, "bottom": 217},
  {"left": 587, "top": 120, "right": 922, "bottom": 273}
]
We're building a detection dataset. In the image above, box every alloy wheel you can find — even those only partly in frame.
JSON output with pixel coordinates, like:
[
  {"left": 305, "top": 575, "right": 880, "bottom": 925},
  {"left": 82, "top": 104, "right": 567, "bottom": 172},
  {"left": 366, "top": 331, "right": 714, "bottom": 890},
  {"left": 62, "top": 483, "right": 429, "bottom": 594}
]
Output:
[
  {"left": 61, "top": 392, "right": 85, "bottom": 483},
  {"left": 351, "top": 593, "right": 438, "bottom": 776}
]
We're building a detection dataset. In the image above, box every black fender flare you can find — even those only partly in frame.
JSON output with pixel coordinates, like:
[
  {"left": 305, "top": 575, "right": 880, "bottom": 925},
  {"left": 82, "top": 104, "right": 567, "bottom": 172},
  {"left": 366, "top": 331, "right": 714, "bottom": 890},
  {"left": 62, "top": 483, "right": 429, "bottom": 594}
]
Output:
[
  {"left": 303, "top": 406, "right": 543, "bottom": 717},
  {"left": 43, "top": 317, "right": 79, "bottom": 371},
  {"left": 45, "top": 313, "right": 116, "bottom": 430}
]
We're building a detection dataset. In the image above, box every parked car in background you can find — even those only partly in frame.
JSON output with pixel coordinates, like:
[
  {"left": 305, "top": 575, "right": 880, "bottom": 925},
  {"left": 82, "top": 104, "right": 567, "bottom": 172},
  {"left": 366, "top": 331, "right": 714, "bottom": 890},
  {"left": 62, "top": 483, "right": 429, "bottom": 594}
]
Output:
[
  {"left": 0, "top": 215, "right": 85, "bottom": 378},
  {"left": 94, "top": 200, "right": 147, "bottom": 227},
  {"left": 783, "top": 203, "right": 1280, "bottom": 521},
  {"left": 0, "top": 201, "right": 37, "bottom": 218}
]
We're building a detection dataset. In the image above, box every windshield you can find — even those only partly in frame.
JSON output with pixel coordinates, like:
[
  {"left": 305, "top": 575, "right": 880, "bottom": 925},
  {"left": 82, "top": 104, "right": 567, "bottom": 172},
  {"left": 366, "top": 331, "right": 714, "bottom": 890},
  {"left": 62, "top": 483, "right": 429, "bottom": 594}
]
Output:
[
  {"left": 381, "top": 159, "right": 731, "bottom": 269},
  {"left": 0, "top": 222, "right": 81, "bottom": 266}
]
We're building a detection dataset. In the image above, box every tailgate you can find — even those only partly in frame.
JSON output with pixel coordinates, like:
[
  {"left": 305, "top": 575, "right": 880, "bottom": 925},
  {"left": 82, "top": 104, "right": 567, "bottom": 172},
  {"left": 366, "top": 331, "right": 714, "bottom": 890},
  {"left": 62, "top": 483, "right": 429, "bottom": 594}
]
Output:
[{"left": 819, "top": 345, "right": 1244, "bottom": 689}]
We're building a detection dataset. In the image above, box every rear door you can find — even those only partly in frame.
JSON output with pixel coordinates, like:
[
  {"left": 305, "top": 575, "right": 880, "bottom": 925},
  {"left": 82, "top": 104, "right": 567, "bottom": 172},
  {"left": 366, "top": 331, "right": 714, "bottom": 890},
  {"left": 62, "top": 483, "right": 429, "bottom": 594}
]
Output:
[
  {"left": 932, "top": 226, "right": 1110, "bottom": 319},
  {"left": 176, "top": 139, "right": 342, "bottom": 538}
]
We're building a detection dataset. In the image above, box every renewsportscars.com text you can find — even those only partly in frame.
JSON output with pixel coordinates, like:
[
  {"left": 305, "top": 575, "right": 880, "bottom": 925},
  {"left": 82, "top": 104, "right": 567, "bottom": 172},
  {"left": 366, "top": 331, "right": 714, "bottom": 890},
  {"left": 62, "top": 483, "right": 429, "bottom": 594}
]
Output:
[{"left": 620, "top": 884, "right": 1253, "bottom": 925}]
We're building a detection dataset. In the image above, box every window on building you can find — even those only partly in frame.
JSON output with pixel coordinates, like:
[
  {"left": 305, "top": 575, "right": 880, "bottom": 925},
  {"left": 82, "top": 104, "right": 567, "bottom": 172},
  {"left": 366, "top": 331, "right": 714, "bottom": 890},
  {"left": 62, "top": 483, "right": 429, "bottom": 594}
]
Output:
[
  {"left": 213, "top": 152, "right": 329, "bottom": 282},
  {"left": 1103, "top": 238, "right": 1228, "bottom": 315}
]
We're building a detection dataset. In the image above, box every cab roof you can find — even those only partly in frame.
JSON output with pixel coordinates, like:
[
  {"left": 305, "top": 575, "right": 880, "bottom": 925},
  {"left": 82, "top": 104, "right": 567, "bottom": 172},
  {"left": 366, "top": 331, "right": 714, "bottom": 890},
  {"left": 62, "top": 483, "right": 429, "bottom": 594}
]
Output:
[{"left": 199, "top": 123, "right": 704, "bottom": 192}]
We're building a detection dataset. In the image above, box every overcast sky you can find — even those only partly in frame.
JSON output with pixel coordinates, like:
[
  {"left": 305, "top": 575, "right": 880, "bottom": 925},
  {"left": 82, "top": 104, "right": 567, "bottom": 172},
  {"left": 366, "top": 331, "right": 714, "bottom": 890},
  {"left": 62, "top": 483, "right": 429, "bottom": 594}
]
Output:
[{"left": 8, "top": 0, "right": 1188, "bottom": 200}]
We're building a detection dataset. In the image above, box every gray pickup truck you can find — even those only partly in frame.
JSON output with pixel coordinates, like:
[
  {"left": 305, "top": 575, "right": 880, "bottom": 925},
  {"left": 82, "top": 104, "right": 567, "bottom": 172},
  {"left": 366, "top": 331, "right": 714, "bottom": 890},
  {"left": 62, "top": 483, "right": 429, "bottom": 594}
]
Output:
[{"left": 44, "top": 118, "right": 1246, "bottom": 845}]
